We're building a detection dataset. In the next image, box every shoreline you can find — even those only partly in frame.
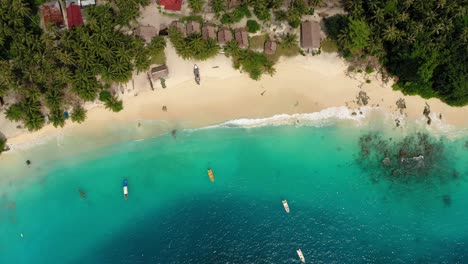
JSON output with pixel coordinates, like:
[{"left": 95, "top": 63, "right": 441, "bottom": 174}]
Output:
[{"left": 1, "top": 46, "right": 468, "bottom": 151}]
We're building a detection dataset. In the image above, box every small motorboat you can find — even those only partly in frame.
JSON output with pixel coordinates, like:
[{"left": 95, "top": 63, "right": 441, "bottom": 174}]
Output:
[
  {"left": 282, "top": 199, "right": 290, "bottom": 213},
  {"left": 296, "top": 249, "right": 305, "bottom": 263},
  {"left": 194, "top": 64, "right": 200, "bottom": 85},
  {"left": 123, "top": 179, "right": 128, "bottom": 200},
  {"left": 207, "top": 168, "right": 214, "bottom": 182}
]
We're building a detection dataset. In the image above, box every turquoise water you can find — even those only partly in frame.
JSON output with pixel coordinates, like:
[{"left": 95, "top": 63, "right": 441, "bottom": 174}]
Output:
[{"left": 0, "top": 122, "right": 467, "bottom": 263}]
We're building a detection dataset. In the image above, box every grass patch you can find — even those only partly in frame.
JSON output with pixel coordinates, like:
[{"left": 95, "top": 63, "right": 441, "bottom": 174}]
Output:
[
  {"left": 152, "top": 52, "right": 166, "bottom": 65},
  {"left": 267, "top": 45, "right": 301, "bottom": 62},
  {"left": 179, "top": 15, "right": 204, "bottom": 24},
  {"left": 320, "top": 38, "right": 338, "bottom": 53},
  {"left": 249, "top": 34, "right": 267, "bottom": 50}
]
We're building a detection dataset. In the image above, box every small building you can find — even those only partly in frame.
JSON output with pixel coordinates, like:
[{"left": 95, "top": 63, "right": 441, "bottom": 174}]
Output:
[
  {"left": 66, "top": 3, "right": 84, "bottom": 29},
  {"left": 202, "top": 24, "right": 216, "bottom": 40},
  {"left": 79, "top": 0, "right": 96, "bottom": 7},
  {"left": 234, "top": 28, "right": 248, "bottom": 49},
  {"left": 170, "top": 21, "right": 186, "bottom": 37},
  {"left": 41, "top": 1, "right": 64, "bottom": 27},
  {"left": 300, "top": 21, "right": 321, "bottom": 51},
  {"left": 264, "top": 40, "right": 277, "bottom": 55},
  {"left": 149, "top": 65, "right": 169, "bottom": 80},
  {"left": 217, "top": 28, "right": 233, "bottom": 45},
  {"left": 135, "top": 25, "right": 157, "bottom": 44},
  {"left": 148, "top": 65, "right": 169, "bottom": 89},
  {"left": 158, "top": 0, "right": 183, "bottom": 12},
  {"left": 186, "top": 21, "right": 201, "bottom": 36}
]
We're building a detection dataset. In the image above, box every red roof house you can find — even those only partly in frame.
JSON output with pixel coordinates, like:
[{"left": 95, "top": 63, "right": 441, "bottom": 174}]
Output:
[
  {"left": 158, "top": 0, "right": 183, "bottom": 11},
  {"left": 41, "top": 1, "right": 64, "bottom": 27},
  {"left": 66, "top": 3, "right": 83, "bottom": 28}
]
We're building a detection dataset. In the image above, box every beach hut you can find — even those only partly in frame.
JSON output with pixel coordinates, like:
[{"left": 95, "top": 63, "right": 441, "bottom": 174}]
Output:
[
  {"left": 170, "top": 21, "right": 186, "bottom": 37},
  {"left": 158, "top": 0, "right": 183, "bottom": 12},
  {"left": 135, "top": 25, "right": 158, "bottom": 44},
  {"left": 300, "top": 21, "right": 321, "bottom": 52},
  {"left": 41, "top": 1, "right": 64, "bottom": 27},
  {"left": 202, "top": 24, "right": 216, "bottom": 40},
  {"left": 234, "top": 28, "right": 248, "bottom": 49},
  {"left": 217, "top": 28, "right": 233, "bottom": 45},
  {"left": 150, "top": 65, "right": 169, "bottom": 80},
  {"left": 148, "top": 65, "right": 169, "bottom": 89},
  {"left": 186, "top": 21, "right": 201, "bottom": 36},
  {"left": 264, "top": 40, "right": 277, "bottom": 55}
]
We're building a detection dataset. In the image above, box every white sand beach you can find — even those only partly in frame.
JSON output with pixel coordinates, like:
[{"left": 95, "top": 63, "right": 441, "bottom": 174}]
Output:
[{"left": 1, "top": 43, "right": 467, "bottom": 150}]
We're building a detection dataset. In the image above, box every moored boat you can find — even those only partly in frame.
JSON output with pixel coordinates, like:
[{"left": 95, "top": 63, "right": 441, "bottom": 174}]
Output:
[
  {"left": 296, "top": 249, "right": 305, "bottom": 263},
  {"left": 123, "top": 179, "right": 128, "bottom": 200},
  {"left": 207, "top": 168, "right": 214, "bottom": 182},
  {"left": 282, "top": 199, "right": 290, "bottom": 213}
]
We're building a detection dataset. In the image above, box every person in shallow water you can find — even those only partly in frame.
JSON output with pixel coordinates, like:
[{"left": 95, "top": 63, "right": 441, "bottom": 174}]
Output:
[{"left": 26, "top": 160, "right": 31, "bottom": 166}]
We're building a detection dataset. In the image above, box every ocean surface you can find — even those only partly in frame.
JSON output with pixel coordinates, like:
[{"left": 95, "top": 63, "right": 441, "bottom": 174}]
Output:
[{"left": 0, "top": 116, "right": 467, "bottom": 264}]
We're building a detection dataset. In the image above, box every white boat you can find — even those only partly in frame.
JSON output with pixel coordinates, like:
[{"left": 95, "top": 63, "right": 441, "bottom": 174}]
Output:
[
  {"left": 296, "top": 249, "right": 305, "bottom": 263},
  {"left": 282, "top": 199, "right": 290, "bottom": 213},
  {"left": 194, "top": 64, "right": 200, "bottom": 85},
  {"left": 123, "top": 180, "right": 128, "bottom": 200}
]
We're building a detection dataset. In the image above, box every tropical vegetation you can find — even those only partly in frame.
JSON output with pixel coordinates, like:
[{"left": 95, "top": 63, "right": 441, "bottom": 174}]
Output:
[
  {"left": 325, "top": 0, "right": 467, "bottom": 106},
  {"left": 168, "top": 27, "right": 220, "bottom": 60},
  {"left": 224, "top": 41, "right": 275, "bottom": 80},
  {"left": 0, "top": 137, "right": 6, "bottom": 154},
  {"left": 188, "top": 0, "right": 205, "bottom": 13},
  {"left": 246, "top": 20, "right": 260, "bottom": 33},
  {"left": 0, "top": 0, "right": 165, "bottom": 131}
]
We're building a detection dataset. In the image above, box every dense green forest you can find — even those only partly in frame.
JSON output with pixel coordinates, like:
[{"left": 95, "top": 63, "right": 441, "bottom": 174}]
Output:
[
  {"left": 325, "top": 0, "right": 467, "bottom": 106},
  {"left": 0, "top": 0, "right": 165, "bottom": 131}
]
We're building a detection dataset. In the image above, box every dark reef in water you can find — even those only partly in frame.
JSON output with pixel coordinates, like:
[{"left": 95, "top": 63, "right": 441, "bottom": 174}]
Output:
[{"left": 357, "top": 132, "right": 460, "bottom": 185}]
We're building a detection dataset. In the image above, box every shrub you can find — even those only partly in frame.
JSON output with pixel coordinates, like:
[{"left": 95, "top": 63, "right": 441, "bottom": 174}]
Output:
[
  {"left": 365, "top": 66, "right": 374, "bottom": 74},
  {"left": 246, "top": 20, "right": 260, "bottom": 33}
]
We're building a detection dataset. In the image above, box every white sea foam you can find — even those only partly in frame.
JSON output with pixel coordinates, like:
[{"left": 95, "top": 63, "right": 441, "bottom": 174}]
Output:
[{"left": 199, "top": 106, "right": 374, "bottom": 130}]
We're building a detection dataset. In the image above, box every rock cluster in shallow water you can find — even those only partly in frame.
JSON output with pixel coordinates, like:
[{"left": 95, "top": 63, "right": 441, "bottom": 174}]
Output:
[{"left": 357, "top": 132, "right": 460, "bottom": 185}]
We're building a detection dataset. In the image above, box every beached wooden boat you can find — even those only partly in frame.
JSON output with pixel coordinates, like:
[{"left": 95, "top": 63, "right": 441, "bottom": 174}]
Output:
[
  {"left": 194, "top": 64, "right": 200, "bottom": 85},
  {"left": 207, "top": 168, "right": 214, "bottom": 182}
]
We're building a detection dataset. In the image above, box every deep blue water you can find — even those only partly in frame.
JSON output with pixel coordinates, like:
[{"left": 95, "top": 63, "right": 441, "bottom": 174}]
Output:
[{"left": 0, "top": 124, "right": 467, "bottom": 263}]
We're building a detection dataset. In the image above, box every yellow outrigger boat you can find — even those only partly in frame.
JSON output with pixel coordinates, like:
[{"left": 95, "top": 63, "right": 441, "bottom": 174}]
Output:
[{"left": 207, "top": 168, "right": 215, "bottom": 182}]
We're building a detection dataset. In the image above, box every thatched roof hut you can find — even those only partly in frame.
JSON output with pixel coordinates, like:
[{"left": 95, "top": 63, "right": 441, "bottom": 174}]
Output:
[
  {"left": 300, "top": 21, "right": 321, "bottom": 50},
  {"left": 135, "top": 25, "right": 157, "bottom": 44},
  {"left": 170, "top": 21, "right": 186, "bottom": 37},
  {"left": 234, "top": 28, "right": 248, "bottom": 49},
  {"left": 186, "top": 21, "right": 201, "bottom": 36},
  {"left": 217, "top": 28, "right": 233, "bottom": 44},
  {"left": 202, "top": 24, "right": 216, "bottom": 40},
  {"left": 264, "top": 40, "right": 277, "bottom": 55}
]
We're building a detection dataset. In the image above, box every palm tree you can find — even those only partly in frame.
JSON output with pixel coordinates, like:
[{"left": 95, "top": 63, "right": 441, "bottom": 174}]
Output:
[
  {"left": 5, "top": 103, "right": 24, "bottom": 122},
  {"left": 49, "top": 108, "right": 65, "bottom": 128},
  {"left": 383, "top": 25, "right": 401, "bottom": 42},
  {"left": 280, "top": 33, "right": 298, "bottom": 49},
  {"left": 12, "top": 0, "right": 30, "bottom": 18},
  {"left": 45, "top": 88, "right": 64, "bottom": 110},
  {"left": 24, "top": 112, "right": 45, "bottom": 131},
  {"left": 71, "top": 104, "right": 87, "bottom": 123}
]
